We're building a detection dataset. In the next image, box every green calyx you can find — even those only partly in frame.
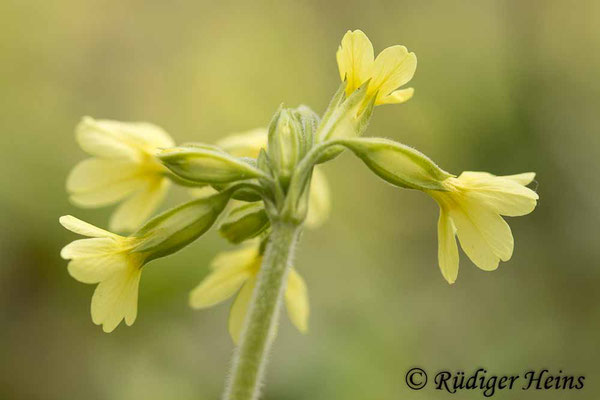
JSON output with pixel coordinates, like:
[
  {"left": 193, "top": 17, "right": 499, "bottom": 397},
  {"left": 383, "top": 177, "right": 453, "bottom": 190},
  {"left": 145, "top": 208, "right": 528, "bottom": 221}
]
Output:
[
  {"left": 219, "top": 202, "right": 270, "bottom": 244},
  {"left": 159, "top": 146, "right": 267, "bottom": 184},
  {"left": 335, "top": 138, "right": 453, "bottom": 191}
]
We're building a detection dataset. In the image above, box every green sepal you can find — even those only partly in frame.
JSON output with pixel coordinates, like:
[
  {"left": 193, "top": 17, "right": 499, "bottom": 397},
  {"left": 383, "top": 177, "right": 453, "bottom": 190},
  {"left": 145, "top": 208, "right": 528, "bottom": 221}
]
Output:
[
  {"left": 158, "top": 146, "right": 265, "bottom": 184},
  {"left": 319, "top": 82, "right": 346, "bottom": 130},
  {"left": 291, "top": 105, "right": 320, "bottom": 154},
  {"left": 219, "top": 203, "right": 270, "bottom": 244},
  {"left": 132, "top": 191, "right": 232, "bottom": 261},
  {"left": 338, "top": 138, "right": 453, "bottom": 191},
  {"left": 210, "top": 182, "right": 263, "bottom": 202},
  {"left": 315, "top": 80, "right": 371, "bottom": 163},
  {"left": 267, "top": 108, "right": 303, "bottom": 187}
]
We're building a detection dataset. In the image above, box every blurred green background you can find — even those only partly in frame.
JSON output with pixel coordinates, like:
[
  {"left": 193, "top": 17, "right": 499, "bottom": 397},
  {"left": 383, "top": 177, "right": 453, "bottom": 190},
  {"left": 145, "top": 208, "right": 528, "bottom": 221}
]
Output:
[{"left": 1, "top": 0, "right": 599, "bottom": 399}]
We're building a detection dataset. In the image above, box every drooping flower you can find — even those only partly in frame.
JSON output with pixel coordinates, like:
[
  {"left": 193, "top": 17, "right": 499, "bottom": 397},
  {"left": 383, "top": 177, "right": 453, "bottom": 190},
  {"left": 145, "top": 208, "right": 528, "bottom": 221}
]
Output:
[
  {"left": 60, "top": 192, "right": 232, "bottom": 332},
  {"left": 60, "top": 215, "right": 145, "bottom": 332},
  {"left": 67, "top": 117, "right": 174, "bottom": 233},
  {"left": 336, "top": 29, "right": 417, "bottom": 105},
  {"left": 189, "top": 244, "right": 309, "bottom": 343},
  {"left": 427, "top": 172, "right": 539, "bottom": 284}
]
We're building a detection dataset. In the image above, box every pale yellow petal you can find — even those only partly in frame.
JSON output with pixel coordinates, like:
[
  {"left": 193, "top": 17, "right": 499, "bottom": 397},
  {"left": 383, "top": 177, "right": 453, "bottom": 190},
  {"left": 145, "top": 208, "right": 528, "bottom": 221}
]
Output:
[
  {"left": 457, "top": 171, "right": 494, "bottom": 181},
  {"left": 117, "top": 121, "right": 175, "bottom": 150},
  {"left": 69, "top": 181, "right": 147, "bottom": 208},
  {"left": 337, "top": 30, "right": 374, "bottom": 94},
  {"left": 109, "top": 178, "right": 170, "bottom": 233},
  {"left": 77, "top": 117, "right": 174, "bottom": 160},
  {"left": 459, "top": 171, "right": 536, "bottom": 187},
  {"left": 371, "top": 46, "right": 417, "bottom": 104},
  {"left": 450, "top": 198, "right": 514, "bottom": 270},
  {"left": 59, "top": 215, "right": 118, "bottom": 238},
  {"left": 463, "top": 198, "right": 514, "bottom": 261},
  {"left": 189, "top": 186, "right": 219, "bottom": 198},
  {"left": 123, "top": 271, "right": 142, "bottom": 326},
  {"left": 67, "top": 252, "right": 129, "bottom": 284},
  {"left": 501, "top": 172, "right": 536, "bottom": 185},
  {"left": 67, "top": 158, "right": 140, "bottom": 192},
  {"left": 91, "top": 260, "right": 142, "bottom": 333},
  {"left": 216, "top": 128, "right": 268, "bottom": 158},
  {"left": 210, "top": 246, "right": 259, "bottom": 271},
  {"left": 376, "top": 87, "right": 414, "bottom": 105},
  {"left": 284, "top": 268, "right": 309, "bottom": 333},
  {"left": 458, "top": 172, "right": 538, "bottom": 217},
  {"left": 189, "top": 259, "right": 253, "bottom": 309},
  {"left": 228, "top": 277, "right": 256, "bottom": 344},
  {"left": 437, "top": 207, "right": 459, "bottom": 284},
  {"left": 67, "top": 158, "right": 148, "bottom": 207},
  {"left": 470, "top": 188, "right": 538, "bottom": 217},
  {"left": 76, "top": 117, "right": 141, "bottom": 159},
  {"left": 61, "top": 237, "right": 118, "bottom": 260},
  {"left": 305, "top": 168, "right": 331, "bottom": 229}
]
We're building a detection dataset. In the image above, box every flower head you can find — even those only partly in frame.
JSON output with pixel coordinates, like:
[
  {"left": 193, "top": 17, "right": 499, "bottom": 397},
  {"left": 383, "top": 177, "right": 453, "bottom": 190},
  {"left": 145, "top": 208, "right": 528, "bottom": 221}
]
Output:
[
  {"left": 189, "top": 244, "right": 309, "bottom": 343},
  {"left": 60, "top": 215, "right": 146, "bottom": 332},
  {"left": 67, "top": 117, "right": 174, "bottom": 233},
  {"left": 336, "top": 30, "right": 417, "bottom": 105},
  {"left": 427, "top": 172, "right": 539, "bottom": 284}
]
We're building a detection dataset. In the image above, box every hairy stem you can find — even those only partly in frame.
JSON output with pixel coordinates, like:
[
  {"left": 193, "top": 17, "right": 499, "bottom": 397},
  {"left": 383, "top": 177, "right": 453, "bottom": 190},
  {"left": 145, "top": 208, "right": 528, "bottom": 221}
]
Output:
[{"left": 223, "top": 220, "right": 301, "bottom": 400}]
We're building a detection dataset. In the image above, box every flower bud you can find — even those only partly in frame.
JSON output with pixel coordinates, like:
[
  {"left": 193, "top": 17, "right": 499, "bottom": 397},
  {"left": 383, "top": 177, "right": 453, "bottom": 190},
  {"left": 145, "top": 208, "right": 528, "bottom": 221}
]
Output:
[
  {"left": 267, "top": 108, "right": 303, "bottom": 185},
  {"left": 158, "top": 146, "right": 265, "bottom": 184},
  {"left": 291, "top": 105, "right": 320, "bottom": 151},
  {"left": 133, "top": 191, "right": 232, "bottom": 260},
  {"left": 339, "top": 138, "right": 453, "bottom": 191},
  {"left": 315, "top": 81, "right": 373, "bottom": 163},
  {"left": 219, "top": 203, "right": 270, "bottom": 244},
  {"left": 317, "top": 80, "right": 370, "bottom": 144}
]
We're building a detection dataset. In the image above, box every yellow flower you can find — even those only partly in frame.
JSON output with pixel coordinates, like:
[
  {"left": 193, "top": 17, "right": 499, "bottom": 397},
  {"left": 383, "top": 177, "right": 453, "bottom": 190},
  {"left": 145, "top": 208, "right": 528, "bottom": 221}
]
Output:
[
  {"left": 67, "top": 117, "right": 174, "bottom": 233},
  {"left": 189, "top": 244, "right": 309, "bottom": 343},
  {"left": 336, "top": 29, "right": 417, "bottom": 105},
  {"left": 60, "top": 192, "right": 233, "bottom": 332},
  {"left": 59, "top": 215, "right": 145, "bottom": 333},
  {"left": 427, "top": 172, "right": 539, "bottom": 284}
]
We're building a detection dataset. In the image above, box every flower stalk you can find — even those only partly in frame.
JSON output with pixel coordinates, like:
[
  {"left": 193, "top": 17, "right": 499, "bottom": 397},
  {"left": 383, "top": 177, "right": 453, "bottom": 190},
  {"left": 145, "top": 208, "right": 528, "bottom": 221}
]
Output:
[{"left": 223, "top": 219, "right": 301, "bottom": 400}]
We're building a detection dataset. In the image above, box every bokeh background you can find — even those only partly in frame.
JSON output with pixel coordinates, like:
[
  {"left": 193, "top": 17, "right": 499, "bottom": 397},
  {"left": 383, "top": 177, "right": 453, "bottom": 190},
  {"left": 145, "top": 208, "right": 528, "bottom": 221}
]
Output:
[{"left": 1, "top": 0, "right": 599, "bottom": 399}]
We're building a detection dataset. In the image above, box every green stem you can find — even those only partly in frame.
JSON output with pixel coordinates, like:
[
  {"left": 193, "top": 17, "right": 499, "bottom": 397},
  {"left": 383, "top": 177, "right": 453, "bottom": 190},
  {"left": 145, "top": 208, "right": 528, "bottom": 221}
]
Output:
[{"left": 223, "top": 219, "right": 301, "bottom": 400}]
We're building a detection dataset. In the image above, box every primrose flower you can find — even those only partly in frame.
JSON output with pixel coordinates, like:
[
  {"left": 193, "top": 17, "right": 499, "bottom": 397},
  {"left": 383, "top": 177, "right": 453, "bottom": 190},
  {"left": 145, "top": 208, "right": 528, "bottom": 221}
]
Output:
[
  {"left": 337, "top": 29, "right": 417, "bottom": 105},
  {"left": 189, "top": 244, "right": 309, "bottom": 343},
  {"left": 427, "top": 172, "right": 539, "bottom": 284},
  {"left": 60, "top": 192, "right": 232, "bottom": 332},
  {"left": 60, "top": 215, "right": 145, "bottom": 332},
  {"left": 67, "top": 117, "right": 174, "bottom": 233}
]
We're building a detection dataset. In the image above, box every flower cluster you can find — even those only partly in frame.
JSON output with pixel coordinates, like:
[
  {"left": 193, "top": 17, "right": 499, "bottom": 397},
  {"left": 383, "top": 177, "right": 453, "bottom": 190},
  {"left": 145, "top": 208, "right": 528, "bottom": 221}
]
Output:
[{"left": 60, "top": 29, "right": 538, "bottom": 337}]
